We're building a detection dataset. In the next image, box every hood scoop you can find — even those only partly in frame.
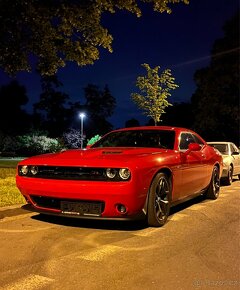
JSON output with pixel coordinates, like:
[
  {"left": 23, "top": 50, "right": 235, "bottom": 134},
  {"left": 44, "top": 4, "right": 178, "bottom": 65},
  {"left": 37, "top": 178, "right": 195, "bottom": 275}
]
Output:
[{"left": 102, "top": 150, "right": 123, "bottom": 155}]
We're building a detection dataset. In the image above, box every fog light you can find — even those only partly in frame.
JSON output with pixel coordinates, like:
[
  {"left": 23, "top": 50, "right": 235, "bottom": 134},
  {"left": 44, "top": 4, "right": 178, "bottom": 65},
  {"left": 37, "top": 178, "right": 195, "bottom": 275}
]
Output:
[
  {"left": 20, "top": 165, "right": 29, "bottom": 175},
  {"left": 116, "top": 204, "right": 127, "bottom": 214}
]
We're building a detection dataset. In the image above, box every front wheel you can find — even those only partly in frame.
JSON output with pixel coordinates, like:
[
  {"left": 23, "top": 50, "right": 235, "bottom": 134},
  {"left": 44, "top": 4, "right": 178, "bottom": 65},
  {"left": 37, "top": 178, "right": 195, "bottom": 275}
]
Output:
[
  {"left": 206, "top": 165, "right": 220, "bottom": 199},
  {"left": 147, "top": 173, "right": 171, "bottom": 227},
  {"left": 223, "top": 165, "right": 233, "bottom": 185}
]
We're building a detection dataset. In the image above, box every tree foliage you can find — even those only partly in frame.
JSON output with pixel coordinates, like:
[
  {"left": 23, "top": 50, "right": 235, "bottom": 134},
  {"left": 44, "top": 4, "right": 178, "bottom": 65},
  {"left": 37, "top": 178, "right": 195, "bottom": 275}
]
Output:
[
  {"left": 83, "top": 84, "right": 116, "bottom": 136},
  {"left": 87, "top": 134, "right": 101, "bottom": 145},
  {"left": 125, "top": 118, "right": 140, "bottom": 128},
  {"left": 63, "top": 128, "right": 81, "bottom": 149},
  {"left": 131, "top": 63, "right": 178, "bottom": 125},
  {"left": 0, "top": 0, "right": 189, "bottom": 76},
  {"left": 0, "top": 80, "right": 30, "bottom": 135},
  {"left": 191, "top": 12, "right": 240, "bottom": 145},
  {"left": 161, "top": 102, "right": 194, "bottom": 128},
  {"left": 33, "top": 75, "right": 73, "bottom": 136}
]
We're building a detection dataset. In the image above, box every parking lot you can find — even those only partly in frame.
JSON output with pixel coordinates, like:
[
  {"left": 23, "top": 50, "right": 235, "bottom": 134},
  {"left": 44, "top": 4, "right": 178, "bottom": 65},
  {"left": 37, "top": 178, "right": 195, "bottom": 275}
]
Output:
[{"left": 0, "top": 179, "right": 239, "bottom": 290}]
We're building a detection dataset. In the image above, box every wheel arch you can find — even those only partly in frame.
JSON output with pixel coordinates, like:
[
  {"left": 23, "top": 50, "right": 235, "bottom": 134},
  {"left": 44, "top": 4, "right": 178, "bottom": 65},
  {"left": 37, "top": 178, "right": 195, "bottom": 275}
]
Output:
[{"left": 143, "top": 167, "right": 173, "bottom": 214}]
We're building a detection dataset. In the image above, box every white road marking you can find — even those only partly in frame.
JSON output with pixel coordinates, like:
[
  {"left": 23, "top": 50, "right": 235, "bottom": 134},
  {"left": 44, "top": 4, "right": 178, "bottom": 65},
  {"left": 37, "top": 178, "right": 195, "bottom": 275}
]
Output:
[
  {"left": 2, "top": 274, "right": 54, "bottom": 290},
  {"left": 169, "top": 213, "right": 188, "bottom": 220},
  {"left": 188, "top": 204, "right": 206, "bottom": 211},
  {"left": 78, "top": 245, "right": 121, "bottom": 261},
  {"left": 134, "top": 228, "right": 162, "bottom": 237},
  {"left": 0, "top": 226, "right": 53, "bottom": 233}
]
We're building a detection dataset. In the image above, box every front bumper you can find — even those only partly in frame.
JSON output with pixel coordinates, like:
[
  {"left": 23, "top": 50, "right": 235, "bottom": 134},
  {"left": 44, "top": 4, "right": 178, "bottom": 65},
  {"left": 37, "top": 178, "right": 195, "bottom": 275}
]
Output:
[
  {"left": 221, "top": 167, "right": 229, "bottom": 178},
  {"left": 16, "top": 176, "right": 148, "bottom": 219}
]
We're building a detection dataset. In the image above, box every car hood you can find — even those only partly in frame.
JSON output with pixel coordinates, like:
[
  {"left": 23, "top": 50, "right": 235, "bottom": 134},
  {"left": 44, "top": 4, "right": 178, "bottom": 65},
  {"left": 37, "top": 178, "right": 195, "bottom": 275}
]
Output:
[
  {"left": 19, "top": 147, "right": 170, "bottom": 167},
  {"left": 222, "top": 154, "right": 233, "bottom": 164}
]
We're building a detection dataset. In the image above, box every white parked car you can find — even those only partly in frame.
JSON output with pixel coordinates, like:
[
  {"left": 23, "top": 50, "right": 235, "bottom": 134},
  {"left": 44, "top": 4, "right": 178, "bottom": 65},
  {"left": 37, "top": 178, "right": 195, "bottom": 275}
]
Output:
[{"left": 208, "top": 142, "right": 240, "bottom": 185}]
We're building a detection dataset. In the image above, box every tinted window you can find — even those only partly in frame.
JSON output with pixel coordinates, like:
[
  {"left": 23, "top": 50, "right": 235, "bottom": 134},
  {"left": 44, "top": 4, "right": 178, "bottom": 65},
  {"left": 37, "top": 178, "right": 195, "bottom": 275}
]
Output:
[
  {"left": 209, "top": 144, "right": 228, "bottom": 154},
  {"left": 92, "top": 130, "right": 175, "bottom": 149},
  {"left": 179, "top": 133, "right": 195, "bottom": 150},
  {"left": 230, "top": 143, "right": 239, "bottom": 154},
  {"left": 192, "top": 134, "right": 204, "bottom": 145}
]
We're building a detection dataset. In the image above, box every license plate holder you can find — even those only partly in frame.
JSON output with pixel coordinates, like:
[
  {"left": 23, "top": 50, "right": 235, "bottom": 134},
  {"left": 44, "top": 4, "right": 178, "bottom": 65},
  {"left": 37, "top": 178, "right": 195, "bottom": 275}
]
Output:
[{"left": 60, "top": 201, "right": 102, "bottom": 216}]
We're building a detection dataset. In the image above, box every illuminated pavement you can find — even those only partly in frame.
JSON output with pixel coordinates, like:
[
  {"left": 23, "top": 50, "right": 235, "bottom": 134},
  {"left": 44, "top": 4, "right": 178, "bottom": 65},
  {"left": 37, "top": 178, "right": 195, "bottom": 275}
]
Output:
[{"left": 0, "top": 180, "right": 239, "bottom": 289}]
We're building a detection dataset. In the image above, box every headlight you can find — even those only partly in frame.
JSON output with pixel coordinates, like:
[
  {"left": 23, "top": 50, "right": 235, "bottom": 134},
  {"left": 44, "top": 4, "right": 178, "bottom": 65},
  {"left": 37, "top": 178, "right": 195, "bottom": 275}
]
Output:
[
  {"left": 20, "top": 165, "right": 29, "bottom": 175},
  {"left": 106, "top": 168, "right": 117, "bottom": 179},
  {"left": 30, "top": 166, "right": 38, "bottom": 175},
  {"left": 106, "top": 168, "right": 131, "bottom": 180},
  {"left": 119, "top": 168, "right": 131, "bottom": 180}
]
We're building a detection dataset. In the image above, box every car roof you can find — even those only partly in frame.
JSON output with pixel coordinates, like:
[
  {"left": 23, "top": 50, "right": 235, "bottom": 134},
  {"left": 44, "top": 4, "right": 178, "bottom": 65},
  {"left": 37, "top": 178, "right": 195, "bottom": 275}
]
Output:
[
  {"left": 112, "top": 126, "right": 193, "bottom": 133},
  {"left": 207, "top": 142, "right": 230, "bottom": 144}
]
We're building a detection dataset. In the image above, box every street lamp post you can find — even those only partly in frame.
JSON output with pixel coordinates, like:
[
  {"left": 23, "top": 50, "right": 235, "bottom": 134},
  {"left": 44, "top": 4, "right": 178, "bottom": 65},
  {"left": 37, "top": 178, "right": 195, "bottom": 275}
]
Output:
[{"left": 79, "top": 113, "right": 85, "bottom": 149}]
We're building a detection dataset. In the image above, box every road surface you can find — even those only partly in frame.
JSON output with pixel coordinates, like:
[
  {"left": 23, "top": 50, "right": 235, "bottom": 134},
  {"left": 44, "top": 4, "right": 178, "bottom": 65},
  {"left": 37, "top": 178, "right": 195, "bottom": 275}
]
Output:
[{"left": 0, "top": 180, "right": 239, "bottom": 290}]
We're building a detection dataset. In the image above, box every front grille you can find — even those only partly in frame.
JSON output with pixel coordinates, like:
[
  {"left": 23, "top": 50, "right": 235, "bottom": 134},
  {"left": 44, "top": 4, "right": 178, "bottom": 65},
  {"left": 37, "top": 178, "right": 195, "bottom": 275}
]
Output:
[
  {"left": 18, "top": 165, "right": 131, "bottom": 181},
  {"left": 29, "top": 166, "right": 107, "bottom": 180}
]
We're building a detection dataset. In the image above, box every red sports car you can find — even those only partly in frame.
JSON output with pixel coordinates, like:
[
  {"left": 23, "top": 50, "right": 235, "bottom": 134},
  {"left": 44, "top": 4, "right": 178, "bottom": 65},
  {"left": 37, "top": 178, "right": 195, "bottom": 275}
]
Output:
[{"left": 16, "top": 126, "right": 223, "bottom": 227}]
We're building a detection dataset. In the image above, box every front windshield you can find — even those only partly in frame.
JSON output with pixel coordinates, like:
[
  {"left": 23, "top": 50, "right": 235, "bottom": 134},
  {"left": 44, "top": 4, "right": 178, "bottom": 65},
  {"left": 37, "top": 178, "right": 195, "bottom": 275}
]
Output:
[
  {"left": 92, "top": 130, "right": 175, "bottom": 150},
  {"left": 210, "top": 144, "right": 229, "bottom": 155}
]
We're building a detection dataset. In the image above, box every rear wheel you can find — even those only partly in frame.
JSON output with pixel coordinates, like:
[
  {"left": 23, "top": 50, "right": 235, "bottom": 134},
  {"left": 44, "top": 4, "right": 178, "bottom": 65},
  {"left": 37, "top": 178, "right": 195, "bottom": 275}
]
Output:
[
  {"left": 206, "top": 166, "right": 220, "bottom": 199},
  {"left": 147, "top": 173, "right": 171, "bottom": 227}
]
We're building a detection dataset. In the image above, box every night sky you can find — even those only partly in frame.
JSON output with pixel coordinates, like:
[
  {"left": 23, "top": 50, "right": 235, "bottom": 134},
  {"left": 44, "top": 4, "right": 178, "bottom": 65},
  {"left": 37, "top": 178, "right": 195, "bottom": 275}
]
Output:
[{"left": 0, "top": 0, "right": 239, "bottom": 129}]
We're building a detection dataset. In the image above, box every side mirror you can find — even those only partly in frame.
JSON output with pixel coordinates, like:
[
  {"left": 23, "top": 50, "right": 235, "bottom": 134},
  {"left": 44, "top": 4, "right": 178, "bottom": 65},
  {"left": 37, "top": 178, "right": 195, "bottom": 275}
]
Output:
[
  {"left": 183, "top": 143, "right": 201, "bottom": 156},
  {"left": 86, "top": 144, "right": 92, "bottom": 149},
  {"left": 188, "top": 143, "right": 201, "bottom": 152},
  {"left": 232, "top": 151, "right": 239, "bottom": 156}
]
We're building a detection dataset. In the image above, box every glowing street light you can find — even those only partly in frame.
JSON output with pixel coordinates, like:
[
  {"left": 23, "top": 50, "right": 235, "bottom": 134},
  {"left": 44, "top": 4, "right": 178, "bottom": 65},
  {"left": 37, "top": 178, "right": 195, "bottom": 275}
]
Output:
[{"left": 79, "top": 113, "right": 86, "bottom": 149}]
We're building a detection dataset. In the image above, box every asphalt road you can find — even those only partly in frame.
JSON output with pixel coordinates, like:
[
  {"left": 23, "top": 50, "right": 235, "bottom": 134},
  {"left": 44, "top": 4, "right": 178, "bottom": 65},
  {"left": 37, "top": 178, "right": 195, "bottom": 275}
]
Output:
[{"left": 0, "top": 180, "right": 239, "bottom": 290}]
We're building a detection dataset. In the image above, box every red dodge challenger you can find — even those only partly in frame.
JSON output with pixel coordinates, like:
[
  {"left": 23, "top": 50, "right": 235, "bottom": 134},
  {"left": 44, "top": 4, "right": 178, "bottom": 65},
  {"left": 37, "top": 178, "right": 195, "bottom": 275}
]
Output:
[{"left": 16, "top": 126, "right": 223, "bottom": 227}]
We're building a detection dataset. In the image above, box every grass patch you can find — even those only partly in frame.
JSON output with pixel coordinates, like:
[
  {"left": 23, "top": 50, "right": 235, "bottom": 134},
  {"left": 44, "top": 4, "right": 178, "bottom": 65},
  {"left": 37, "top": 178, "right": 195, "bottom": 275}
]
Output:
[
  {"left": 0, "top": 158, "right": 23, "bottom": 168},
  {"left": 0, "top": 167, "right": 25, "bottom": 207}
]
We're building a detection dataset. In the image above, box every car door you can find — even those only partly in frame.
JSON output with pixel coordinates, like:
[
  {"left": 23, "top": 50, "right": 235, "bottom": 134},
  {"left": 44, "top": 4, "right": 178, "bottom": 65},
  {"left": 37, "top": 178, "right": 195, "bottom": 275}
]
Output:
[
  {"left": 230, "top": 143, "right": 240, "bottom": 175},
  {"left": 179, "top": 132, "right": 208, "bottom": 198}
]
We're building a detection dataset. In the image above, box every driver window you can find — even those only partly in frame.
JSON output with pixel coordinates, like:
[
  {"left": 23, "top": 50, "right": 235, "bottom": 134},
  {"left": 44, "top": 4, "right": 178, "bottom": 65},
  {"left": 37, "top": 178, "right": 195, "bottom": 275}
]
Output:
[
  {"left": 230, "top": 143, "right": 239, "bottom": 154},
  {"left": 179, "top": 133, "right": 195, "bottom": 150}
]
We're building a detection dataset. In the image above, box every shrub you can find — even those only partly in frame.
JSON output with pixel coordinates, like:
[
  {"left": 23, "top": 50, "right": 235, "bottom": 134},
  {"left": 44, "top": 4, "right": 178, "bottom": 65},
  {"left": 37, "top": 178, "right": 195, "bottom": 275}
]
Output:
[
  {"left": 17, "top": 134, "right": 63, "bottom": 156},
  {"left": 0, "top": 132, "right": 20, "bottom": 155},
  {"left": 87, "top": 134, "right": 101, "bottom": 146},
  {"left": 63, "top": 128, "right": 81, "bottom": 149}
]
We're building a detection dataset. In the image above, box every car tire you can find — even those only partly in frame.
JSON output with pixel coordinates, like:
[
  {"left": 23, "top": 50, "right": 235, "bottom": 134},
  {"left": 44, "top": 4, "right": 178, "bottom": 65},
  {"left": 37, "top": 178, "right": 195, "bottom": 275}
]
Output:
[
  {"left": 147, "top": 172, "right": 171, "bottom": 227},
  {"left": 206, "top": 165, "right": 220, "bottom": 199},
  {"left": 223, "top": 165, "right": 233, "bottom": 185}
]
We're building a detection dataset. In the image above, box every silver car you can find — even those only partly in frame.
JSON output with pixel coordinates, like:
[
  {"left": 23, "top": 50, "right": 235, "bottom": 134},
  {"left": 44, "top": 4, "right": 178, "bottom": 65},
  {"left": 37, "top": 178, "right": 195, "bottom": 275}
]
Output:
[{"left": 208, "top": 142, "right": 240, "bottom": 185}]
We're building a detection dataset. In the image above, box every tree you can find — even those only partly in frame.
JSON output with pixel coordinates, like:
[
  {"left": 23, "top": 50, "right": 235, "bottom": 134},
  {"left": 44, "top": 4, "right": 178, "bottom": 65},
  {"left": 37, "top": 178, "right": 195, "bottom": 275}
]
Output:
[
  {"left": 191, "top": 12, "right": 240, "bottom": 145},
  {"left": 161, "top": 102, "right": 194, "bottom": 128},
  {"left": 83, "top": 84, "right": 116, "bottom": 136},
  {"left": 0, "top": 80, "right": 30, "bottom": 135},
  {"left": 33, "top": 75, "right": 72, "bottom": 137},
  {"left": 125, "top": 118, "right": 140, "bottom": 128},
  {"left": 131, "top": 63, "right": 178, "bottom": 126},
  {"left": 85, "top": 84, "right": 115, "bottom": 118},
  {"left": 0, "top": 0, "right": 189, "bottom": 76}
]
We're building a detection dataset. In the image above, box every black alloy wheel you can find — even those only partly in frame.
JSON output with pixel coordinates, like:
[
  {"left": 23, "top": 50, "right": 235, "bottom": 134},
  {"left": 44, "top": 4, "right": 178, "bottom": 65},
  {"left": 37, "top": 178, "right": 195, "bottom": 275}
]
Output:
[
  {"left": 206, "top": 165, "right": 220, "bottom": 199},
  {"left": 147, "top": 173, "right": 171, "bottom": 227}
]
